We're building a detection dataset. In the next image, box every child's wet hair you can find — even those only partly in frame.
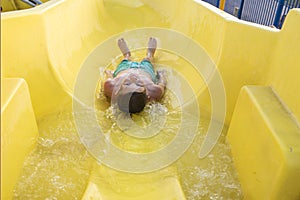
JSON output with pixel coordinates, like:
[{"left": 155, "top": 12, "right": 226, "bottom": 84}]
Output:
[{"left": 117, "top": 92, "right": 147, "bottom": 114}]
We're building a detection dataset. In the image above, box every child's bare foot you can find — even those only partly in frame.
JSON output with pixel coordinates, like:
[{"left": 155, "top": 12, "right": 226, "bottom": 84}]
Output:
[
  {"left": 118, "top": 38, "right": 131, "bottom": 57},
  {"left": 147, "top": 37, "right": 157, "bottom": 58}
]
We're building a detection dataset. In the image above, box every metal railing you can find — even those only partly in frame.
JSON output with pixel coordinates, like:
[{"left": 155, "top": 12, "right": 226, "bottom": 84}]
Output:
[
  {"left": 202, "top": 0, "right": 300, "bottom": 28},
  {"left": 238, "top": 0, "right": 300, "bottom": 28},
  {"left": 203, "top": 0, "right": 221, "bottom": 8}
]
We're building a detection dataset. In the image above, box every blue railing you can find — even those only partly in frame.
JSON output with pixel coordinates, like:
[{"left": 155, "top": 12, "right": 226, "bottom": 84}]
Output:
[
  {"left": 203, "top": 0, "right": 221, "bottom": 8},
  {"left": 204, "top": 0, "right": 300, "bottom": 28},
  {"left": 238, "top": 0, "right": 300, "bottom": 28}
]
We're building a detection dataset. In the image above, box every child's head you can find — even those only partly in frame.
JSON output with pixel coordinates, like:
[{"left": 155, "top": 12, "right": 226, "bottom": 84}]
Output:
[{"left": 117, "top": 91, "right": 147, "bottom": 113}]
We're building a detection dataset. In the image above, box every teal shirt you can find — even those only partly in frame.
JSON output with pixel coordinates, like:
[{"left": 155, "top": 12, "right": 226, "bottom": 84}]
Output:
[{"left": 113, "top": 60, "right": 157, "bottom": 83}]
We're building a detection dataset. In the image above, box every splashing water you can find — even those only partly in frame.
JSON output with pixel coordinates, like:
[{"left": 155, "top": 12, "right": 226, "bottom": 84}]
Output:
[
  {"left": 13, "top": 50, "right": 242, "bottom": 199},
  {"left": 13, "top": 112, "right": 93, "bottom": 200},
  {"left": 176, "top": 118, "right": 243, "bottom": 200}
]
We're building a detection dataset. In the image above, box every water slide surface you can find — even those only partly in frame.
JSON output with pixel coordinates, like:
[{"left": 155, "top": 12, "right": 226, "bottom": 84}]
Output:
[{"left": 1, "top": 0, "right": 300, "bottom": 199}]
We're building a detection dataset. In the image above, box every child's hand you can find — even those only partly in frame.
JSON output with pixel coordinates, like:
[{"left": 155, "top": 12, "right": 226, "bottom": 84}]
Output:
[
  {"left": 157, "top": 70, "right": 166, "bottom": 78},
  {"left": 157, "top": 70, "right": 167, "bottom": 86},
  {"left": 105, "top": 70, "right": 114, "bottom": 78}
]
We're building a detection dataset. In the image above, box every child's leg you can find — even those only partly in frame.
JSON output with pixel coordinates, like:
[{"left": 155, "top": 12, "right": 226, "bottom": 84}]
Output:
[
  {"left": 118, "top": 38, "right": 132, "bottom": 60},
  {"left": 142, "top": 37, "right": 157, "bottom": 64}
]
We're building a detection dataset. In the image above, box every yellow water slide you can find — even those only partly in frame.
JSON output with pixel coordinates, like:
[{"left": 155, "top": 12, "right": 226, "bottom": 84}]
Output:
[{"left": 1, "top": 0, "right": 300, "bottom": 199}]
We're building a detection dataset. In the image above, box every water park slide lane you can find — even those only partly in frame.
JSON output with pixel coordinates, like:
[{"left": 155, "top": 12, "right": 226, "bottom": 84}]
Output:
[
  {"left": 2, "top": 0, "right": 300, "bottom": 199},
  {"left": 1, "top": 78, "right": 39, "bottom": 199}
]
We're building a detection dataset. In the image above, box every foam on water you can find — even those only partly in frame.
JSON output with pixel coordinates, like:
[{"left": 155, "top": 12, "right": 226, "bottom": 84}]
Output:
[
  {"left": 13, "top": 112, "right": 93, "bottom": 199},
  {"left": 176, "top": 118, "right": 243, "bottom": 200},
  {"left": 14, "top": 49, "right": 242, "bottom": 199}
]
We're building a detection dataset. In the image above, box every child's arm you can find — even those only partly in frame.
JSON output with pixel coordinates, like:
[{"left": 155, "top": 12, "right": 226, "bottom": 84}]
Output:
[
  {"left": 105, "top": 70, "right": 114, "bottom": 78},
  {"left": 103, "top": 79, "right": 115, "bottom": 98},
  {"left": 103, "top": 70, "right": 116, "bottom": 98},
  {"left": 147, "top": 84, "right": 164, "bottom": 101},
  {"left": 156, "top": 70, "right": 167, "bottom": 88},
  {"left": 146, "top": 70, "right": 167, "bottom": 101}
]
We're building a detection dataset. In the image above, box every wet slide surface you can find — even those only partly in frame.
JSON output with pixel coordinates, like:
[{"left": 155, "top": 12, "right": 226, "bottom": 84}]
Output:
[{"left": 2, "top": 0, "right": 300, "bottom": 199}]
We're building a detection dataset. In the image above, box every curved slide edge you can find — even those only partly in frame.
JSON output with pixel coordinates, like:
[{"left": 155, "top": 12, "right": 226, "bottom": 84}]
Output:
[
  {"left": 1, "top": 78, "right": 39, "bottom": 199},
  {"left": 227, "top": 86, "right": 300, "bottom": 200}
]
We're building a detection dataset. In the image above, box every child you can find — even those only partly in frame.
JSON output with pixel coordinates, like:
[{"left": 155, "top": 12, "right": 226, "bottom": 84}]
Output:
[{"left": 103, "top": 37, "right": 167, "bottom": 113}]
